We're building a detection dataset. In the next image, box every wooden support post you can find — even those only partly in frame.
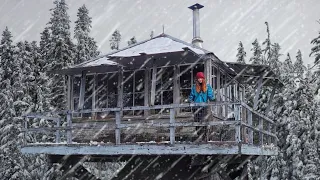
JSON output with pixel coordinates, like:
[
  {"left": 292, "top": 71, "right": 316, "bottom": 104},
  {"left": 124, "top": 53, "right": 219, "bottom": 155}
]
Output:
[
  {"left": 115, "top": 111, "right": 121, "bottom": 145},
  {"left": 144, "top": 69, "right": 150, "bottom": 118},
  {"left": 117, "top": 67, "right": 124, "bottom": 117},
  {"left": 56, "top": 118, "right": 61, "bottom": 143},
  {"left": 265, "top": 85, "right": 276, "bottom": 115},
  {"left": 78, "top": 71, "right": 86, "bottom": 110},
  {"left": 235, "top": 104, "right": 241, "bottom": 144},
  {"left": 173, "top": 65, "right": 180, "bottom": 114},
  {"left": 204, "top": 58, "right": 212, "bottom": 86},
  {"left": 216, "top": 68, "right": 221, "bottom": 101},
  {"left": 247, "top": 109, "right": 253, "bottom": 144},
  {"left": 216, "top": 68, "right": 221, "bottom": 117},
  {"left": 70, "top": 76, "right": 74, "bottom": 111},
  {"left": 170, "top": 108, "right": 175, "bottom": 145},
  {"left": 224, "top": 85, "right": 228, "bottom": 118},
  {"left": 66, "top": 112, "right": 72, "bottom": 144},
  {"left": 150, "top": 65, "right": 157, "bottom": 106},
  {"left": 92, "top": 74, "right": 97, "bottom": 118},
  {"left": 23, "top": 118, "right": 27, "bottom": 146},
  {"left": 253, "top": 76, "right": 263, "bottom": 110},
  {"left": 259, "top": 117, "right": 263, "bottom": 145},
  {"left": 67, "top": 75, "right": 72, "bottom": 110}
]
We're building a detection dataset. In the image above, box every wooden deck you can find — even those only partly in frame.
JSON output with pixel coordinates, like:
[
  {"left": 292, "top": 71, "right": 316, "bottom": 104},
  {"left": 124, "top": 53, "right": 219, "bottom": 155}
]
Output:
[{"left": 21, "top": 102, "right": 278, "bottom": 156}]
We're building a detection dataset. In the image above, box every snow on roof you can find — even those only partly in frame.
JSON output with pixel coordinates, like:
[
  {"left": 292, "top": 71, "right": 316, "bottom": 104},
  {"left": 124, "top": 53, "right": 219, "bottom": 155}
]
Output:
[
  {"left": 82, "top": 57, "right": 118, "bottom": 67},
  {"left": 108, "top": 36, "right": 206, "bottom": 57}
]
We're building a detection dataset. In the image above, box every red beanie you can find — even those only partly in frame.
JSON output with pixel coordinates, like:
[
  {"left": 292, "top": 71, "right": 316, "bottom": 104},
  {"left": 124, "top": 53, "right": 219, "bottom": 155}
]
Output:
[{"left": 196, "top": 72, "right": 205, "bottom": 79}]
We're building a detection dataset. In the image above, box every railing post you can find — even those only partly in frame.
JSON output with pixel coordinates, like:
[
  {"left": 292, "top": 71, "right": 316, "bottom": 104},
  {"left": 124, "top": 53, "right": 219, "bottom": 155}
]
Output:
[
  {"left": 247, "top": 109, "right": 253, "bottom": 144},
  {"left": 170, "top": 108, "right": 175, "bottom": 145},
  {"left": 56, "top": 118, "right": 61, "bottom": 143},
  {"left": 235, "top": 104, "right": 241, "bottom": 143},
  {"left": 115, "top": 111, "right": 121, "bottom": 145},
  {"left": 259, "top": 117, "right": 263, "bottom": 145},
  {"left": 66, "top": 111, "right": 72, "bottom": 144}
]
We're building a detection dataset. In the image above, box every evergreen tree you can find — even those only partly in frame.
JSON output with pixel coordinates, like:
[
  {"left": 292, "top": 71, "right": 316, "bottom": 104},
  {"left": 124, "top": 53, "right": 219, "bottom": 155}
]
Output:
[
  {"left": 0, "top": 27, "right": 17, "bottom": 179},
  {"left": 150, "top": 30, "right": 154, "bottom": 39},
  {"left": 110, "top": 29, "right": 121, "bottom": 50},
  {"left": 236, "top": 41, "right": 246, "bottom": 64},
  {"left": 262, "top": 22, "right": 272, "bottom": 64},
  {"left": 127, "top": 36, "right": 137, "bottom": 46},
  {"left": 249, "top": 39, "right": 263, "bottom": 65},
  {"left": 310, "top": 20, "right": 320, "bottom": 66},
  {"left": 47, "top": 0, "right": 75, "bottom": 111},
  {"left": 293, "top": 50, "right": 306, "bottom": 77},
  {"left": 269, "top": 77, "right": 319, "bottom": 179},
  {"left": 281, "top": 53, "right": 294, "bottom": 85},
  {"left": 269, "top": 43, "right": 282, "bottom": 76},
  {"left": 74, "top": 4, "right": 99, "bottom": 64}
]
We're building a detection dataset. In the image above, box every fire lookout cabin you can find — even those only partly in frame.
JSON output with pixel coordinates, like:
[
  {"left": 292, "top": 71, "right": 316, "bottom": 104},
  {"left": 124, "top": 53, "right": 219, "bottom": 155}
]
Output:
[{"left": 21, "top": 3, "right": 281, "bottom": 180}]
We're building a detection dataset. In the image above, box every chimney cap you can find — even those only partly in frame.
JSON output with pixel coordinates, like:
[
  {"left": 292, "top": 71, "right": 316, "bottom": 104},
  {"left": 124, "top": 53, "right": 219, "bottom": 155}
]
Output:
[{"left": 188, "top": 3, "right": 204, "bottom": 10}]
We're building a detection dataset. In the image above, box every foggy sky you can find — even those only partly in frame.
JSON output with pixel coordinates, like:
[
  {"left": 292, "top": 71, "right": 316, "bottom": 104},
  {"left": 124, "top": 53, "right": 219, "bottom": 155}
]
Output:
[{"left": 0, "top": 0, "right": 319, "bottom": 66}]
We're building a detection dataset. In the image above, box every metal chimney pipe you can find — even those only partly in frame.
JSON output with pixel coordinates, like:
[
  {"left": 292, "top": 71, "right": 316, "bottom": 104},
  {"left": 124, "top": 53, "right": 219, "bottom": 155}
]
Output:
[{"left": 188, "top": 3, "right": 204, "bottom": 47}]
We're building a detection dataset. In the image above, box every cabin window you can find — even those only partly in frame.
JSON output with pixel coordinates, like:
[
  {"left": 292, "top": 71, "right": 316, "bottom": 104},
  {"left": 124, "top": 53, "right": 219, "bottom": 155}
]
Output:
[
  {"left": 82, "top": 75, "right": 94, "bottom": 117},
  {"left": 95, "top": 72, "right": 118, "bottom": 119},
  {"left": 212, "top": 66, "right": 218, "bottom": 90},
  {"left": 150, "top": 66, "right": 174, "bottom": 114},
  {"left": 123, "top": 70, "right": 145, "bottom": 116}
]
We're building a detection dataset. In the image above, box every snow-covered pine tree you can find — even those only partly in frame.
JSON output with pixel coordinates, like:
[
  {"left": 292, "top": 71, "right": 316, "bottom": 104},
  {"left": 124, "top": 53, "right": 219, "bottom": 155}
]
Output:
[
  {"left": 293, "top": 49, "right": 306, "bottom": 78},
  {"left": 236, "top": 41, "right": 246, "bottom": 64},
  {"left": 268, "top": 76, "right": 319, "bottom": 179},
  {"left": 310, "top": 20, "right": 320, "bottom": 66},
  {"left": 47, "top": 0, "right": 75, "bottom": 111},
  {"left": 281, "top": 53, "right": 294, "bottom": 84},
  {"left": 110, "top": 29, "right": 121, "bottom": 50},
  {"left": 39, "top": 27, "right": 51, "bottom": 72},
  {"left": 150, "top": 30, "right": 154, "bottom": 39},
  {"left": 269, "top": 43, "right": 282, "bottom": 76},
  {"left": 249, "top": 39, "right": 263, "bottom": 65},
  {"left": 262, "top": 22, "right": 272, "bottom": 64},
  {"left": 127, "top": 36, "right": 137, "bottom": 46},
  {"left": 0, "top": 27, "right": 17, "bottom": 179},
  {"left": 74, "top": 4, "right": 99, "bottom": 64}
]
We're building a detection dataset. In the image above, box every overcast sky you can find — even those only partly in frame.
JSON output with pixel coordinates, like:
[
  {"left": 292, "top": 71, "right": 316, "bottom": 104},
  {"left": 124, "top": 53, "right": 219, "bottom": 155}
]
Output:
[{"left": 0, "top": 0, "right": 319, "bottom": 66}]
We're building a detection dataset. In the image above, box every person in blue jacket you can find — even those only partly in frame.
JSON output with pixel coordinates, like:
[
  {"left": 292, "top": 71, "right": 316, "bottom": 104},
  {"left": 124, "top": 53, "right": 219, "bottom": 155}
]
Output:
[{"left": 189, "top": 72, "right": 215, "bottom": 141}]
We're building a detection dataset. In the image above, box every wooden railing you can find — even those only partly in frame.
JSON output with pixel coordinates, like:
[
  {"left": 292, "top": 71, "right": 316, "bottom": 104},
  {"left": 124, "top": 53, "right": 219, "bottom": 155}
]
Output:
[{"left": 21, "top": 101, "right": 277, "bottom": 146}]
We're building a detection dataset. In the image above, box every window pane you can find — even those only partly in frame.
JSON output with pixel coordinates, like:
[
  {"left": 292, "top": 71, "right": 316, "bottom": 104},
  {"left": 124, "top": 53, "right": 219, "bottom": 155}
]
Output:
[
  {"left": 123, "top": 93, "right": 133, "bottom": 107},
  {"left": 97, "top": 74, "right": 108, "bottom": 108},
  {"left": 85, "top": 75, "right": 94, "bottom": 97},
  {"left": 180, "top": 65, "right": 192, "bottom": 89},
  {"left": 163, "top": 90, "right": 173, "bottom": 104},
  {"left": 107, "top": 73, "right": 118, "bottom": 95},
  {"left": 123, "top": 71, "right": 134, "bottom": 93},
  {"left": 135, "top": 70, "right": 145, "bottom": 92},
  {"left": 162, "top": 67, "right": 174, "bottom": 90},
  {"left": 108, "top": 95, "right": 117, "bottom": 108},
  {"left": 180, "top": 89, "right": 191, "bottom": 103},
  {"left": 73, "top": 76, "right": 81, "bottom": 97},
  {"left": 134, "top": 93, "right": 144, "bottom": 106}
]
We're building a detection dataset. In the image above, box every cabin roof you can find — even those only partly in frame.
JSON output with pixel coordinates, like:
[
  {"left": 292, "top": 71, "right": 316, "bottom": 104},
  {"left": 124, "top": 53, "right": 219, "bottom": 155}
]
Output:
[
  {"left": 50, "top": 33, "right": 283, "bottom": 87},
  {"left": 52, "top": 33, "right": 214, "bottom": 75}
]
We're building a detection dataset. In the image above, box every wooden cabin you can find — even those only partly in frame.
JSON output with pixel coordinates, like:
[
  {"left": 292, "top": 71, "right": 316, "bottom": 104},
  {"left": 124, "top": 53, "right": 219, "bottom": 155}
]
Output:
[{"left": 21, "top": 3, "right": 282, "bottom": 180}]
